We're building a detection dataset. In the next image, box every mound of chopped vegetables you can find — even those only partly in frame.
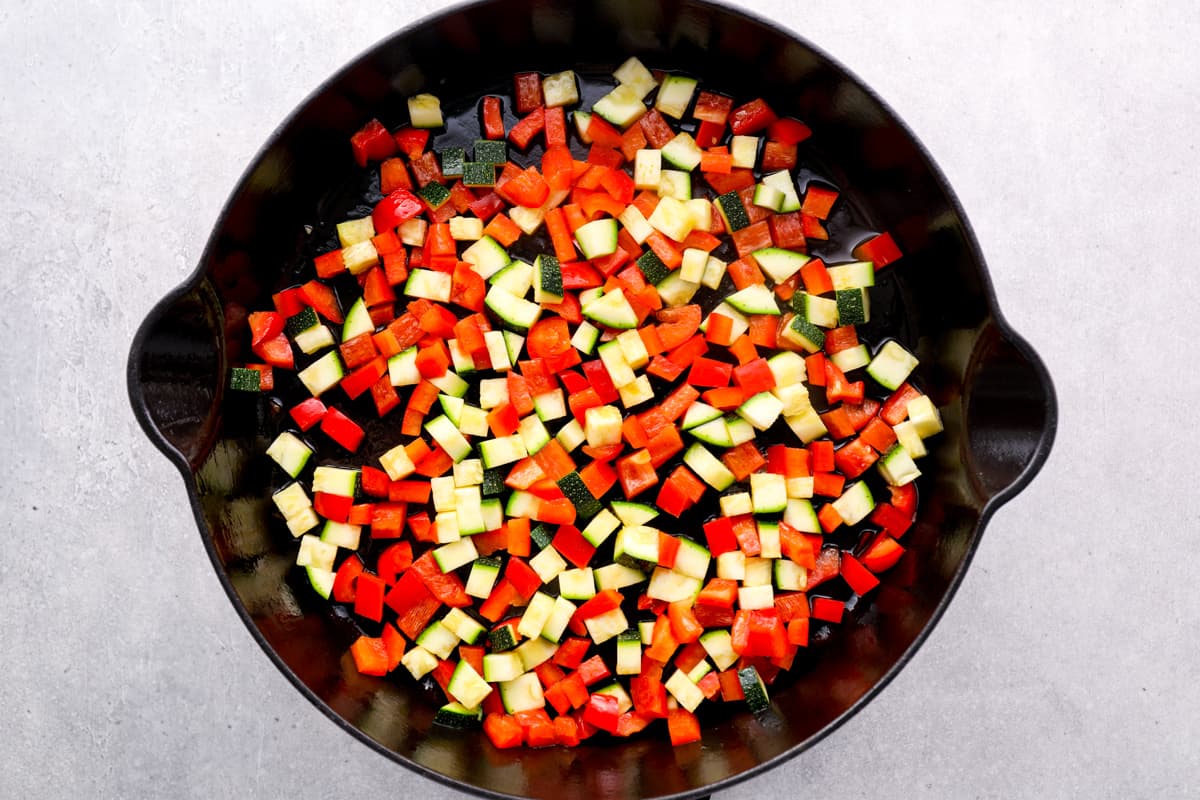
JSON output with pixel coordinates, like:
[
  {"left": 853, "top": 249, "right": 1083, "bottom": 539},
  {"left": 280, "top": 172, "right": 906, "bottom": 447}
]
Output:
[{"left": 231, "top": 57, "right": 943, "bottom": 749}]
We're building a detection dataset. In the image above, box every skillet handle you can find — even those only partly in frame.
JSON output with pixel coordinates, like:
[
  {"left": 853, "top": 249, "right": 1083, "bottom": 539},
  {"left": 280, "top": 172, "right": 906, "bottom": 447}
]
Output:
[
  {"left": 962, "top": 321, "right": 1057, "bottom": 502},
  {"left": 127, "top": 278, "right": 225, "bottom": 469}
]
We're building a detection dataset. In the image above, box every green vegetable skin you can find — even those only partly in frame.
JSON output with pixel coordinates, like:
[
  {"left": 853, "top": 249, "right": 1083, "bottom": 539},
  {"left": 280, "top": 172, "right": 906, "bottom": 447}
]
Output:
[{"left": 238, "top": 55, "right": 939, "bottom": 751}]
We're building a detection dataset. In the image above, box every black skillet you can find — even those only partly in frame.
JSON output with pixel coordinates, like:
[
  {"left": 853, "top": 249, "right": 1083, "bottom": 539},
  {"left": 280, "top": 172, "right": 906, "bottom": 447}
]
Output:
[{"left": 127, "top": 1, "right": 1057, "bottom": 797}]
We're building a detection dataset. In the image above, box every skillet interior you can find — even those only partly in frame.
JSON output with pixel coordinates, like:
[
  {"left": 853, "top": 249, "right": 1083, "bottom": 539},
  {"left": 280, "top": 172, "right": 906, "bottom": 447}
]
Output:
[{"left": 127, "top": 1, "right": 1057, "bottom": 797}]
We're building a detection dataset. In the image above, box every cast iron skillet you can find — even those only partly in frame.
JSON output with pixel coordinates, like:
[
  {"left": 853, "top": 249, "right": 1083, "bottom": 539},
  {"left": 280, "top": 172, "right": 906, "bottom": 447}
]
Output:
[{"left": 127, "top": 1, "right": 1057, "bottom": 797}]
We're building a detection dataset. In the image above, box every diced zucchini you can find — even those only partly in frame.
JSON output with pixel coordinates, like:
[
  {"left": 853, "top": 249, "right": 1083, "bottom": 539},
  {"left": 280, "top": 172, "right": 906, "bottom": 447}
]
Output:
[
  {"left": 618, "top": 204, "right": 654, "bottom": 244},
  {"left": 266, "top": 432, "right": 312, "bottom": 478},
  {"left": 570, "top": 321, "right": 601, "bottom": 355},
  {"left": 684, "top": 443, "right": 736, "bottom": 490},
  {"left": 593, "top": 84, "right": 647, "bottom": 128},
  {"left": 672, "top": 538, "right": 711, "bottom": 580},
  {"left": 742, "top": 557, "right": 772, "bottom": 587},
  {"left": 646, "top": 567, "right": 702, "bottom": 603},
  {"left": 752, "top": 183, "right": 785, "bottom": 212},
  {"left": 836, "top": 288, "right": 870, "bottom": 326},
  {"left": 701, "top": 254, "right": 728, "bottom": 290},
  {"left": 878, "top": 444, "right": 921, "bottom": 486},
  {"left": 557, "top": 471, "right": 601, "bottom": 520},
  {"left": 613, "top": 56, "right": 658, "bottom": 98},
  {"left": 867, "top": 340, "right": 919, "bottom": 391},
  {"left": 593, "top": 562, "right": 646, "bottom": 591},
  {"left": 730, "top": 135, "right": 759, "bottom": 169},
  {"left": 341, "top": 240, "right": 379, "bottom": 276},
  {"left": 583, "top": 289, "right": 638, "bottom": 330},
  {"left": 784, "top": 497, "right": 821, "bottom": 533},
  {"left": 518, "top": 414, "right": 551, "bottom": 455},
  {"left": 739, "top": 666, "right": 770, "bottom": 712},
  {"left": 479, "top": 435, "right": 527, "bottom": 469},
  {"left": 298, "top": 351, "right": 344, "bottom": 397},
  {"left": 541, "top": 595, "right": 577, "bottom": 643},
  {"left": 750, "top": 472, "right": 788, "bottom": 514},
  {"left": 533, "top": 254, "right": 565, "bottom": 304},
  {"left": 533, "top": 389, "right": 567, "bottom": 422},
  {"left": 700, "top": 629, "right": 739, "bottom": 671},
  {"left": 656, "top": 272, "right": 700, "bottom": 307},
  {"left": 681, "top": 402, "right": 722, "bottom": 431},
  {"left": 830, "top": 344, "right": 871, "bottom": 373},
  {"left": 757, "top": 520, "right": 782, "bottom": 558},
  {"left": 408, "top": 93, "right": 443, "bottom": 128},
  {"left": 528, "top": 544, "right": 567, "bottom": 583},
  {"left": 542, "top": 70, "right": 579, "bottom": 108},
  {"left": 483, "top": 651, "right": 524, "bottom": 683},
  {"left": 555, "top": 418, "right": 586, "bottom": 452},
  {"left": 462, "top": 236, "right": 511, "bottom": 279},
  {"left": 389, "top": 346, "right": 420, "bottom": 386},
  {"left": 425, "top": 415, "right": 473, "bottom": 463},
  {"left": 737, "top": 391, "right": 785, "bottom": 431},
  {"left": 401, "top": 646, "right": 439, "bottom": 680},
  {"left": 405, "top": 268, "right": 453, "bottom": 302},
  {"left": 417, "top": 620, "right": 460, "bottom": 660},
  {"left": 296, "top": 534, "right": 336, "bottom": 571},
  {"left": 442, "top": 607, "right": 486, "bottom": 644},
  {"left": 634, "top": 149, "right": 663, "bottom": 191},
  {"left": 657, "top": 170, "right": 692, "bottom": 201},
  {"left": 500, "top": 672, "right": 545, "bottom": 713},
  {"left": 583, "top": 606, "right": 629, "bottom": 645},
  {"left": 661, "top": 132, "right": 703, "bottom": 171},
  {"left": 688, "top": 417, "right": 733, "bottom": 449},
  {"left": 906, "top": 395, "right": 944, "bottom": 438},
  {"left": 738, "top": 583, "right": 774, "bottom": 610},
  {"left": 831, "top": 481, "right": 875, "bottom": 525},
  {"left": 762, "top": 170, "right": 801, "bottom": 212},
  {"left": 827, "top": 261, "right": 875, "bottom": 290},
  {"left": 518, "top": 592, "right": 557, "bottom": 639},
  {"left": 647, "top": 196, "right": 695, "bottom": 243},
  {"left": 654, "top": 74, "right": 697, "bottom": 119},
  {"left": 785, "top": 407, "right": 828, "bottom": 443},
  {"left": 774, "top": 559, "right": 807, "bottom": 592},
  {"left": 305, "top": 566, "right": 334, "bottom": 600},
  {"left": 720, "top": 492, "right": 753, "bottom": 517},
  {"left": 726, "top": 284, "right": 780, "bottom": 316},
  {"left": 664, "top": 669, "right": 705, "bottom": 712},
  {"left": 312, "top": 466, "right": 358, "bottom": 497},
  {"left": 558, "top": 567, "right": 597, "bottom": 600},
  {"left": 320, "top": 520, "right": 361, "bottom": 550},
  {"left": 714, "top": 191, "right": 750, "bottom": 232},
  {"left": 485, "top": 285, "right": 541, "bottom": 331},
  {"left": 293, "top": 325, "right": 333, "bottom": 355},
  {"left": 752, "top": 247, "right": 810, "bottom": 284},
  {"left": 617, "top": 374, "right": 654, "bottom": 408},
  {"left": 616, "top": 629, "right": 642, "bottom": 675},
  {"left": 716, "top": 550, "right": 745, "bottom": 580},
  {"left": 609, "top": 501, "right": 658, "bottom": 527},
  {"left": 466, "top": 556, "right": 501, "bottom": 599},
  {"left": 515, "top": 637, "right": 559, "bottom": 671}
]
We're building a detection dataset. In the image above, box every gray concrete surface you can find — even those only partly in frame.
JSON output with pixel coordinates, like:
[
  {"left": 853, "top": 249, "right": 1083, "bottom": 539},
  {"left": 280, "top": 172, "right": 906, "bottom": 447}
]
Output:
[{"left": 1, "top": 0, "right": 1196, "bottom": 796}]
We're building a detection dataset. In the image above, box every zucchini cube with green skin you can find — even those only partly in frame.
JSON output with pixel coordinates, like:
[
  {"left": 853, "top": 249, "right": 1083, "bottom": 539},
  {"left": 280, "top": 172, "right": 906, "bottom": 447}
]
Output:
[
  {"left": 518, "top": 592, "right": 557, "bottom": 638},
  {"left": 461, "top": 162, "right": 496, "bottom": 188},
  {"left": 425, "top": 415, "right": 472, "bottom": 463},
  {"left": 634, "top": 149, "right": 662, "bottom": 191},
  {"left": 752, "top": 183, "right": 785, "bottom": 212},
  {"left": 417, "top": 181, "right": 451, "bottom": 210},
  {"left": 408, "top": 93, "right": 443, "bottom": 128},
  {"left": 541, "top": 595, "right": 577, "bottom": 643},
  {"left": 516, "top": 637, "right": 559, "bottom": 672},
  {"left": 585, "top": 405, "right": 623, "bottom": 447},
  {"left": 529, "top": 523, "right": 554, "bottom": 551},
  {"left": 462, "top": 236, "right": 510, "bottom": 279},
  {"left": 762, "top": 170, "right": 801, "bottom": 212},
  {"left": 836, "top": 288, "right": 870, "bottom": 325},
  {"left": 739, "top": 666, "right": 770, "bottom": 712},
  {"left": 830, "top": 344, "right": 871, "bottom": 373},
  {"left": 401, "top": 647, "right": 439, "bottom": 680},
  {"left": 417, "top": 620, "right": 460, "bottom": 660},
  {"left": 575, "top": 218, "right": 619, "bottom": 259},
  {"left": 529, "top": 544, "right": 568, "bottom": 583},
  {"left": 878, "top": 444, "right": 922, "bottom": 486},
  {"left": 720, "top": 492, "right": 753, "bottom": 517},
  {"left": 738, "top": 583, "right": 775, "bottom": 610},
  {"left": 342, "top": 241, "right": 379, "bottom": 276},
  {"left": 482, "top": 651, "right": 524, "bottom": 683},
  {"left": 774, "top": 559, "right": 807, "bottom": 592},
  {"left": 646, "top": 567, "right": 702, "bottom": 603},
  {"left": 584, "top": 289, "right": 638, "bottom": 330},
  {"left": 661, "top": 132, "right": 703, "bottom": 171},
  {"left": 312, "top": 466, "right": 358, "bottom": 497},
  {"left": 556, "top": 418, "right": 587, "bottom": 451},
  {"left": 533, "top": 254, "right": 564, "bottom": 304},
  {"left": 487, "top": 625, "right": 519, "bottom": 653},
  {"left": 654, "top": 74, "right": 697, "bottom": 119},
  {"left": 613, "top": 56, "right": 658, "bottom": 98},
  {"left": 647, "top": 196, "right": 695, "bottom": 242},
  {"left": 285, "top": 306, "right": 319, "bottom": 338},
  {"left": 753, "top": 248, "right": 810, "bottom": 284},
  {"left": 715, "top": 191, "right": 750, "bottom": 232},
  {"left": 593, "top": 563, "right": 647, "bottom": 591},
  {"left": 556, "top": 471, "right": 601, "bottom": 520},
  {"left": 442, "top": 607, "right": 486, "bottom": 644},
  {"left": 636, "top": 250, "right": 671, "bottom": 286},
  {"left": 672, "top": 538, "right": 711, "bottom": 580},
  {"left": 867, "top": 340, "right": 919, "bottom": 391},
  {"left": 229, "top": 369, "right": 260, "bottom": 393},
  {"left": 664, "top": 669, "right": 705, "bottom": 712},
  {"left": 742, "top": 557, "right": 772, "bottom": 587},
  {"left": 580, "top": 509, "right": 621, "bottom": 547},
  {"left": 831, "top": 481, "right": 875, "bottom": 525},
  {"left": 441, "top": 147, "right": 465, "bottom": 178},
  {"left": 558, "top": 568, "right": 597, "bottom": 600},
  {"left": 298, "top": 351, "right": 344, "bottom": 397},
  {"left": 726, "top": 284, "right": 780, "bottom": 316},
  {"left": 786, "top": 315, "right": 825, "bottom": 352},
  {"left": 614, "top": 525, "right": 660, "bottom": 569},
  {"left": 730, "top": 135, "right": 759, "bottom": 169},
  {"left": 583, "top": 606, "right": 629, "bottom": 645},
  {"left": 750, "top": 472, "right": 788, "bottom": 514},
  {"left": 266, "top": 432, "right": 312, "bottom": 477},
  {"left": 906, "top": 395, "right": 944, "bottom": 437},
  {"left": 296, "top": 534, "right": 336, "bottom": 571},
  {"left": 320, "top": 520, "right": 361, "bottom": 550},
  {"left": 466, "top": 556, "right": 501, "bottom": 599},
  {"left": 616, "top": 630, "right": 642, "bottom": 675},
  {"left": 684, "top": 443, "right": 736, "bottom": 490},
  {"left": 473, "top": 139, "right": 507, "bottom": 165},
  {"left": 435, "top": 702, "right": 483, "bottom": 730},
  {"left": 500, "top": 672, "right": 546, "bottom": 713},
  {"left": 757, "top": 521, "right": 782, "bottom": 558},
  {"left": 592, "top": 84, "right": 648, "bottom": 128},
  {"left": 827, "top": 260, "right": 875, "bottom": 290},
  {"left": 700, "top": 629, "right": 739, "bottom": 671},
  {"left": 657, "top": 170, "right": 692, "bottom": 201}
]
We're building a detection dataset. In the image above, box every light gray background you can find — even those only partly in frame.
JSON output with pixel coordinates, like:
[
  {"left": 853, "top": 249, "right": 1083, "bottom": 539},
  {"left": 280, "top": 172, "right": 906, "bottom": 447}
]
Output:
[{"left": 2, "top": 0, "right": 1195, "bottom": 797}]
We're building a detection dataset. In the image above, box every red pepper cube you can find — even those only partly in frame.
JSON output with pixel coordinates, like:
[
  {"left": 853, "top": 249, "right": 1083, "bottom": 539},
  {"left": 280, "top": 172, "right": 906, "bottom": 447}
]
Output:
[
  {"left": 354, "top": 574, "right": 386, "bottom": 622},
  {"left": 319, "top": 407, "right": 365, "bottom": 452}
]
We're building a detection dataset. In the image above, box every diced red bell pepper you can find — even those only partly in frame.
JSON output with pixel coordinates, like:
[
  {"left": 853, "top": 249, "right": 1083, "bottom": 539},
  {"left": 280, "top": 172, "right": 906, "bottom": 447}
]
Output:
[
  {"left": 484, "top": 713, "right": 524, "bottom": 749},
  {"left": 853, "top": 231, "right": 903, "bottom": 268},
  {"left": 350, "top": 119, "right": 396, "bottom": 167},
  {"left": 553, "top": 637, "right": 591, "bottom": 670},
  {"left": 504, "top": 557, "right": 543, "bottom": 602},
  {"left": 576, "top": 654, "right": 611, "bottom": 686},
  {"left": 861, "top": 534, "right": 906, "bottom": 572},
  {"left": 313, "top": 491, "right": 352, "bottom": 522},
  {"left": 332, "top": 555, "right": 364, "bottom": 604},
  {"left": 372, "top": 188, "right": 424, "bottom": 232},
  {"left": 834, "top": 437, "right": 878, "bottom": 479},
  {"left": 319, "top": 407, "right": 364, "bottom": 452},
  {"left": 582, "top": 692, "right": 621, "bottom": 733},
  {"left": 703, "top": 517, "right": 738, "bottom": 557},
  {"left": 552, "top": 525, "right": 597, "bottom": 569},
  {"left": 508, "top": 107, "right": 546, "bottom": 150},
  {"left": 513, "top": 72, "right": 544, "bottom": 114},
  {"left": 667, "top": 708, "right": 702, "bottom": 745},
  {"left": 616, "top": 449, "right": 658, "bottom": 499},
  {"left": 353, "top": 574, "right": 385, "bottom": 622},
  {"left": 728, "top": 98, "right": 777, "bottom": 135},
  {"left": 811, "top": 597, "right": 845, "bottom": 623},
  {"left": 349, "top": 635, "right": 389, "bottom": 676},
  {"left": 289, "top": 397, "right": 326, "bottom": 431}
]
